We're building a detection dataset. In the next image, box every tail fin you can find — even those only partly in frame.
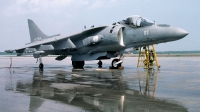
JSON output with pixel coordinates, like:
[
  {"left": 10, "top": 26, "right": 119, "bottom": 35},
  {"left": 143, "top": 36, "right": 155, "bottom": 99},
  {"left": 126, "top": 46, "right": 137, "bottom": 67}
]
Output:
[{"left": 28, "top": 19, "right": 48, "bottom": 42}]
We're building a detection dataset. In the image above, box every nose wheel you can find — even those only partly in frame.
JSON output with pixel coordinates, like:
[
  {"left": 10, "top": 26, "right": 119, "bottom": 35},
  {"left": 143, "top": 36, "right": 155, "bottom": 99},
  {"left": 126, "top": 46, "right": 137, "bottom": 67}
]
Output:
[
  {"left": 111, "top": 59, "right": 122, "bottom": 69},
  {"left": 111, "top": 53, "right": 124, "bottom": 69}
]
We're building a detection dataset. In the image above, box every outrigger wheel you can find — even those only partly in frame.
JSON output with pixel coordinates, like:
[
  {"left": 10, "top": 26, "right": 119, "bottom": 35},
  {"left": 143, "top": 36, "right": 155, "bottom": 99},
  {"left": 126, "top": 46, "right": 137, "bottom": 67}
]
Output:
[
  {"left": 111, "top": 59, "right": 121, "bottom": 69},
  {"left": 72, "top": 61, "right": 85, "bottom": 69},
  {"left": 39, "top": 63, "right": 44, "bottom": 70}
]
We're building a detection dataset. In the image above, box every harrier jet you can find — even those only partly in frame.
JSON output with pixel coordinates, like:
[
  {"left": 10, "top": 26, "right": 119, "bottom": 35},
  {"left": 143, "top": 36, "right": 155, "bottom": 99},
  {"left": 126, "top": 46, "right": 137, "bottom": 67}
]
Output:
[{"left": 5, "top": 15, "right": 188, "bottom": 69}]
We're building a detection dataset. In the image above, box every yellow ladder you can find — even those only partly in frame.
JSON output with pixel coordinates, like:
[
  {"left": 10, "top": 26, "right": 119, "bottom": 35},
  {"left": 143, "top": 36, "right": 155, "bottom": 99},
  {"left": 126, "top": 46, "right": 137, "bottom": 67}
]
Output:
[{"left": 137, "top": 45, "right": 160, "bottom": 69}]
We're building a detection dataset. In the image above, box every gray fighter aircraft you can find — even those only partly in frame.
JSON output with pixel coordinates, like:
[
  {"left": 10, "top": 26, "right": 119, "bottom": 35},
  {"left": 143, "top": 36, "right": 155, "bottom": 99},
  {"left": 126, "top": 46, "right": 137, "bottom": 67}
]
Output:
[{"left": 5, "top": 15, "right": 188, "bottom": 69}]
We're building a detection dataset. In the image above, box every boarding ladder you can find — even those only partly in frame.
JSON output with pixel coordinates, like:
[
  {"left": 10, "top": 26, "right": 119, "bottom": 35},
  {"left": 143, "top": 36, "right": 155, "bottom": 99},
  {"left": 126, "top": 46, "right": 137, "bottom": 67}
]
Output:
[{"left": 137, "top": 45, "right": 160, "bottom": 69}]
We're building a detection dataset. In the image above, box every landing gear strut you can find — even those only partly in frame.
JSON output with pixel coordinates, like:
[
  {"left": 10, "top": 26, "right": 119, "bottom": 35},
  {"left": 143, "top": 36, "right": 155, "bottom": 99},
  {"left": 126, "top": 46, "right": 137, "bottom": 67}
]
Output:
[
  {"left": 111, "top": 59, "right": 121, "bottom": 69},
  {"left": 111, "top": 53, "right": 124, "bottom": 69},
  {"left": 72, "top": 61, "right": 85, "bottom": 69},
  {"left": 39, "top": 63, "right": 43, "bottom": 70},
  {"left": 38, "top": 55, "right": 43, "bottom": 70}
]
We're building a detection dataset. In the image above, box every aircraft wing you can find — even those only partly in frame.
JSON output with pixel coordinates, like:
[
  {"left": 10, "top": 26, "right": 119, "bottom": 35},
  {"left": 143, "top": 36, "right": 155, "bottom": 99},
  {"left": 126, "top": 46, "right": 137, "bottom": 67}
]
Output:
[{"left": 5, "top": 26, "right": 107, "bottom": 55}]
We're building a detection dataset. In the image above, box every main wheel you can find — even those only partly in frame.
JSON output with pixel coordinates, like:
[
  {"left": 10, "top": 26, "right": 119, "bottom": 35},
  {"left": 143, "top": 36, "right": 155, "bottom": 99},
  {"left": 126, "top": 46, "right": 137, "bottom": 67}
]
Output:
[
  {"left": 78, "top": 61, "right": 85, "bottom": 68},
  {"left": 111, "top": 59, "right": 121, "bottom": 69},
  {"left": 97, "top": 60, "right": 102, "bottom": 68},
  {"left": 72, "top": 61, "right": 85, "bottom": 69}
]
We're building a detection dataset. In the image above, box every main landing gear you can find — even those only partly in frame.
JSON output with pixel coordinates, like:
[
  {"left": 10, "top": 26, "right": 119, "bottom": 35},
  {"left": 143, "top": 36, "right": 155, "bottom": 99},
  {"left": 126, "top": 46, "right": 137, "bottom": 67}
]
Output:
[
  {"left": 72, "top": 61, "right": 85, "bottom": 69},
  {"left": 97, "top": 60, "right": 102, "bottom": 68}
]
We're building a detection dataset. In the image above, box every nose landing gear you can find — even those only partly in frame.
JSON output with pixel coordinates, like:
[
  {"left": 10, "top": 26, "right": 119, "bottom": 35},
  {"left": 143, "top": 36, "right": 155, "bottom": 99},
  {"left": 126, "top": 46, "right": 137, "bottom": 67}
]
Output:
[
  {"left": 110, "top": 53, "right": 124, "bottom": 69},
  {"left": 111, "top": 59, "right": 122, "bottom": 69}
]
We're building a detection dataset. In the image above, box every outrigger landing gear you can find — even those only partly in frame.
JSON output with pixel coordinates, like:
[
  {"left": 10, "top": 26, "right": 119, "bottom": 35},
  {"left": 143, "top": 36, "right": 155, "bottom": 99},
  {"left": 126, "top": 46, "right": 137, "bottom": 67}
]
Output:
[
  {"left": 111, "top": 53, "right": 124, "bottom": 69},
  {"left": 39, "top": 63, "right": 43, "bottom": 70},
  {"left": 38, "top": 55, "right": 43, "bottom": 70},
  {"left": 72, "top": 61, "right": 85, "bottom": 69}
]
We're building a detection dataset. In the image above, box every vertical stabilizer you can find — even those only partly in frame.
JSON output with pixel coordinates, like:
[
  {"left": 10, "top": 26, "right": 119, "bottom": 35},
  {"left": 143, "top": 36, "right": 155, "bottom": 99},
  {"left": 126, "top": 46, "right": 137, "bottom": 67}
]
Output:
[{"left": 28, "top": 19, "right": 48, "bottom": 42}]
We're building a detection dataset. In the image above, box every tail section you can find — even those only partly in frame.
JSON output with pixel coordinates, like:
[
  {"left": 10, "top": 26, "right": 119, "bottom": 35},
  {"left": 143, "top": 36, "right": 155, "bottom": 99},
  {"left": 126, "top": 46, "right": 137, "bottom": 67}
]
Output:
[{"left": 28, "top": 19, "right": 48, "bottom": 42}]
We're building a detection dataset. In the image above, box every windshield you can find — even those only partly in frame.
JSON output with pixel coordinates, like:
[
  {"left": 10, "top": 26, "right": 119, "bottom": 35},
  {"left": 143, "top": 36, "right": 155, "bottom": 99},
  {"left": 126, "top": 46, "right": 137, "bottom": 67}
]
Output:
[{"left": 121, "top": 15, "right": 154, "bottom": 27}]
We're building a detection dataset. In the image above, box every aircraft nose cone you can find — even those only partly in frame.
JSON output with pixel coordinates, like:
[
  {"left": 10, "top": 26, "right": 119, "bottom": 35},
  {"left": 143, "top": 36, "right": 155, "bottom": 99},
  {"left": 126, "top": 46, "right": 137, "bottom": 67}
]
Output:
[{"left": 176, "top": 28, "right": 189, "bottom": 38}]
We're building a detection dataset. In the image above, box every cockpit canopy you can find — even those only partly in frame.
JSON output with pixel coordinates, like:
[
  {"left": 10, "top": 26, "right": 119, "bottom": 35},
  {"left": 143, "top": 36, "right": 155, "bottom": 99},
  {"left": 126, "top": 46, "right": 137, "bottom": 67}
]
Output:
[{"left": 120, "top": 15, "right": 154, "bottom": 27}]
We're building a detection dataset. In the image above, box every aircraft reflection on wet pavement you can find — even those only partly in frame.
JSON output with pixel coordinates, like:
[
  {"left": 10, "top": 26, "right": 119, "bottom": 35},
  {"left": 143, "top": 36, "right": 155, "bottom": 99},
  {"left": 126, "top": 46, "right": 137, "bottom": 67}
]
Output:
[{"left": 11, "top": 68, "right": 188, "bottom": 112}]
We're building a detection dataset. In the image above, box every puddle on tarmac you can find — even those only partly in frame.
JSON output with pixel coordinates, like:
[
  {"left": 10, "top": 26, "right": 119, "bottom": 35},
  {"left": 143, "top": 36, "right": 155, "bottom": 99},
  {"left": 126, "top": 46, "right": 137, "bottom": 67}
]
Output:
[{"left": 1, "top": 57, "right": 200, "bottom": 111}]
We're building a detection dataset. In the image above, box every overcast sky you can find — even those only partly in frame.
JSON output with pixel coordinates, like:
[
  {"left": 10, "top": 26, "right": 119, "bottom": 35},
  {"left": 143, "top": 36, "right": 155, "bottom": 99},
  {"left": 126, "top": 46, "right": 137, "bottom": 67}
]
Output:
[{"left": 1, "top": 0, "right": 199, "bottom": 51}]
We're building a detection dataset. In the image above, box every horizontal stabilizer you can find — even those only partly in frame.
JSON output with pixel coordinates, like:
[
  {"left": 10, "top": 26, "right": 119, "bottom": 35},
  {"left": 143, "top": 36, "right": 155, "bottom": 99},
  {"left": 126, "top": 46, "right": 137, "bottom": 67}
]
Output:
[{"left": 5, "top": 50, "right": 14, "bottom": 53}]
